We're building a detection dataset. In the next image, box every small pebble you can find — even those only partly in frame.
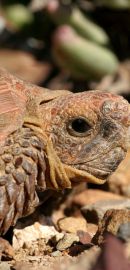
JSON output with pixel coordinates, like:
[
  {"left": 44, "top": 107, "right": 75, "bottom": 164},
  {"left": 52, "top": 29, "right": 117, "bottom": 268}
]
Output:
[
  {"left": 77, "top": 230, "right": 91, "bottom": 245},
  {"left": 56, "top": 233, "right": 79, "bottom": 251},
  {"left": 82, "top": 199, "right": 130, "bottom": 224},
  {"left": 51, "top": 250, "right": 62, "bottom": 257},
  {"left": 57, "top": 217, "right": 87, "bottom": 234},
  {"left": 0, "top": 262, "right": 11, "bottom": 270},
  {"left": 117, "top": 222, "right": 130, "bottom": 242}
]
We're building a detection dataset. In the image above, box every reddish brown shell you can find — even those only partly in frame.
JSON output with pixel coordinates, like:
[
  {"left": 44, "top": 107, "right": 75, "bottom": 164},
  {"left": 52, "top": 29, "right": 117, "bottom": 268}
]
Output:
[{"left": 0, "top": 67, "right": 70, "bottom": 146}]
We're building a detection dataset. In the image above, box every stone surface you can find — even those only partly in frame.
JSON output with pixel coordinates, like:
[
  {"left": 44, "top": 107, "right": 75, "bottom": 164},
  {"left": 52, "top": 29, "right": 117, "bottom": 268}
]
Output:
[
  {"left": 12, "top": 241, "right": 100, "bottom": 270},
  {"left": 57, "top": 217, "right": 87, "bottom": 233},
  {"left": 109, "top": 150, "right": 130, "bottom": 197},
  {"left": 0, "top": 262, "right": 11, "bottom": 270},
  {"left": 86, "top": 223, "right": 98, "bottom": 238},
  {"left": 13, "top": 221, "right": 63, "bottom": 251},
  {"left": 82, "top": 199, "right": 130, "bottom": 224},
  {"left": 51, "top": 251, "right": 62, "bottom": 257},
  {"left": 117, "top": 222, "right": 130, "bottom": 242},
  {"left": 77, "top": 230, "right": 92, "bottom": 244},
  {"left": 56, "top": 233, "right": 79, "bottom": 251},
  {"left": 72, "top": 189, "right": 123, "bottom": 207},
  {"left": 93, "top": 209, "right": 130, "bottom": 245}
]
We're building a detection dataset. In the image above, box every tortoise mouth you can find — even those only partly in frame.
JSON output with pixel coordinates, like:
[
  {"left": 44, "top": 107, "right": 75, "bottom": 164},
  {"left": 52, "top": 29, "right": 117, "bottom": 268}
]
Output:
[
  {"left": 65, "top": 146, "right": 126, "bottom": 184},
  {"left": 64, "top": 164, "right": 107, "bottom": 185},
  {"left": 74, "top": 165, "right": 112, "bottom": 180}
]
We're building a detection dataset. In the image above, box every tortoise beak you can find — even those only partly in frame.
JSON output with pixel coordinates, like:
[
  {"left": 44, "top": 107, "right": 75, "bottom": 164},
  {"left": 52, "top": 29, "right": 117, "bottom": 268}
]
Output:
[
  {"left": 64, "top": 104, "right": 130, "bottom": 186},
  {"left": 64, "top": 164, "right": 106, "bottom": 185}
]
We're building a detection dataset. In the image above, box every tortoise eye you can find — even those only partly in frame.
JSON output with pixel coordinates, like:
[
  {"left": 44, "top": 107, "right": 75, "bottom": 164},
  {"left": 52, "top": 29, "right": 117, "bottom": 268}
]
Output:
[{"left": 67, "top": 117, "right": 92, "bottom": 137}]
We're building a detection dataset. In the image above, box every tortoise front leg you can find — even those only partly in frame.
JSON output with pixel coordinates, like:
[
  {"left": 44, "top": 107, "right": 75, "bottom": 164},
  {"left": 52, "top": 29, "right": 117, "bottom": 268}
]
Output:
[{"left": 0, "top": 127, "right": 47, "bottom": 235}]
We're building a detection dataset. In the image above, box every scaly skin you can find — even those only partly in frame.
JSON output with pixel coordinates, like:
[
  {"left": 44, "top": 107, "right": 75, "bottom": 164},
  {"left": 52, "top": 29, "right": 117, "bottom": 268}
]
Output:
[
  {"left": 42, "top": 92, "right": 130, "bottom": 181},
  {"left": 0, "top": 127, "right": 46, "bottom": 234},
  {"left": 0, "top": 67, "right": 129, "bottom": 235}
]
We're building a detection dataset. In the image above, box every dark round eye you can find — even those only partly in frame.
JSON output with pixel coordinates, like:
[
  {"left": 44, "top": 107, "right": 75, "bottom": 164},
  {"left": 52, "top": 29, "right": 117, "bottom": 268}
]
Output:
[{"left": 67, "top": 117, "right": 92, "bottom": 137}]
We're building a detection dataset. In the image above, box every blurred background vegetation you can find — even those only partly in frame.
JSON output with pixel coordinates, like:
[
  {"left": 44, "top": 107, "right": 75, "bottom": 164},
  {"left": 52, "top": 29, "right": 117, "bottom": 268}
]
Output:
[{"left": 0, "top": 0, "right": 130, "bottom": 98}]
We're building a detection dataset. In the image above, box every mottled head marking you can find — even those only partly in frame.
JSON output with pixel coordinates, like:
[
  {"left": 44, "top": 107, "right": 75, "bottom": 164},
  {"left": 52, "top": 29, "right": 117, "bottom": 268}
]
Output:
[
  {"left": 40, "top": 91, "right": 130, "bottom": 182},
  {"left": 0, "top": 66, "right": 129, "bottom": 187}
]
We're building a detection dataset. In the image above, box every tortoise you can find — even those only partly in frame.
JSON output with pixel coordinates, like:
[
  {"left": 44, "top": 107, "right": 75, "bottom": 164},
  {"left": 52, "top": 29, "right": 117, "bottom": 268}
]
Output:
[{"left": 0, "top": 67, "right": 129, "bottom": 236}]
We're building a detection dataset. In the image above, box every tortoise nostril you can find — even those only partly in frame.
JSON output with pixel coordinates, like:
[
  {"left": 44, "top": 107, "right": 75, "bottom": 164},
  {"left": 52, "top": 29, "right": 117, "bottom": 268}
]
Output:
[{"left": 101, "top": 119, "right": 117, "bottom": 138}]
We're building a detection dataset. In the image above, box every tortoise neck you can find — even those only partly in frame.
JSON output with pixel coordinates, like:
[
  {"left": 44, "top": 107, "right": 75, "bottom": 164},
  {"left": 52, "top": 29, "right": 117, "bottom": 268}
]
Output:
[{"left": 23, "top": 123, "right": 72, "bottom": 190}]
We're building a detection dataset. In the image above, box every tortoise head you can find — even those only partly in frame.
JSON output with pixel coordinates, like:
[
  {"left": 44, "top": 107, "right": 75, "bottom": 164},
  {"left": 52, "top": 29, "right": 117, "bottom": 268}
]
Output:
[
  {"left": 40, "top": 91, "right": 130, "bottom": 186},
  {"left": 1, "top": 68, "right": 129, "bottom": 188}
]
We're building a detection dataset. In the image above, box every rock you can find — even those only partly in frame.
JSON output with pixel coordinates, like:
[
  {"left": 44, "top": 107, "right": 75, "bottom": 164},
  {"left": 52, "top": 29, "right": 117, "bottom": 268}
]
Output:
[
  {"left": 57, "top": 217, "right": 87, "bottom": 233},
  {"left": 56, "top": 233, "right": 79, "bottom": 251},
  {"left": 117, "top": 222, "right": 130, "bottom": 242},
  {"left": 92, "top": 234, "right": 130, "bottom": 270},
  {"left": 82, "top": 199, "right": 130, "bottom": 224},
  {"left": 93, "top": 209, "right": 130, "bottom": 245},
  {"left": 0, "top": 262, "right": 11, "bottom": 270},
  {"left": 109, "top": 150, "right": 130, "bottom": 197},
  {"left": 77, "top": 230, "right": 92, "bottom": 244},
  {"left": 86, "top": 224, "right": 98, "bottom": 238},
  {"left": 51, "top": 250, "right": 62, "bottom": 257},
  {"left": 13, "top": 221, "right": 63, "bottom": 250},
  {"left": 72, "top": 189, "right": 123, "bottom": 207},
  {"left": 14, "top": 246, "right": 100, "bottom": 270}
]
